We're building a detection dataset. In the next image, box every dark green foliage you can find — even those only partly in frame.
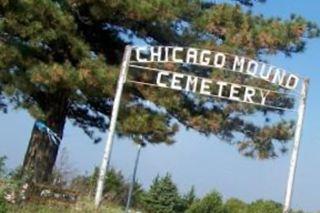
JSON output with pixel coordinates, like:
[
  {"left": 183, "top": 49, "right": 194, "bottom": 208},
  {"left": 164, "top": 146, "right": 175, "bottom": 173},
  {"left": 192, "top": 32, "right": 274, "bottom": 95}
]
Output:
[
  {"left": 103, "top": 167, "right": 144, "bottom": 207},
  {"left": 187, "top": 191, "right": 226, "bottom": 213},
  {"left": 187, "top": 196, "right": 288, "bottom": 213},
  {"left": 181, "top": 186, "right": 197, "bottom": 210},
  {"left": 0, "top": 194, "right": 7, "bottom": 213},
  {"left": 225, "top": 198, "right": 248, "bottom": 213},
  {"left": 103, "top": 167, "right": 128, "bottom": 204},
  {"left": 142, "top": 174, "right": 184, "bottom": 213},
  {"left": 234, "top": 0, "right": 266, "bottom": 7},
  {"left": 6, "top": 166, "right": 23, "bottom": 181},
  {"left": 246, "top": 200, "right": 282, "bottom": 213},
  {"left": 0, "top": 156, "right": 6, "bottom": 178},
  {"left": 127, "top": 181, "right": 145, "bottom": 209},
  {"left": 224, "top": 199, "right": 284, "bottom": 213}
]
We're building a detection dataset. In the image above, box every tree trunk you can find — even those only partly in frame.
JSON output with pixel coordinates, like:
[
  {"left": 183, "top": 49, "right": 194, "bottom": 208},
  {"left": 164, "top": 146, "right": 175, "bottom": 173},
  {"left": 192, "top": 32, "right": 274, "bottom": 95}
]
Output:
[{"left": 22, "top": 98, "right": 68, "bottom": 183}]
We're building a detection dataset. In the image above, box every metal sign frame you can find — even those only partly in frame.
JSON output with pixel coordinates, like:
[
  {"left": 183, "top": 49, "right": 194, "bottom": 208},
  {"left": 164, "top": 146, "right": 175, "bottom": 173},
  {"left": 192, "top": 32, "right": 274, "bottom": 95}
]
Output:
[{"left": 94, "top": 45, "right": 309, "bottom": 213}]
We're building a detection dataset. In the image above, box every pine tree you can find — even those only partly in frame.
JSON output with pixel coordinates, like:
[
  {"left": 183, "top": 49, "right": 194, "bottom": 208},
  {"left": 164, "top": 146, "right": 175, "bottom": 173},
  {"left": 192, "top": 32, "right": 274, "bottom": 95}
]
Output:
[
  {"left": 181, "top": 186, "right": 197, "bottom": 210},
  {"left": 0, "top": 0, "right": 319, "bottom": 182},
  {"left": 142, "top": 174, "right": 183, "bottom": 213},
  {"left": 184, "top": 186, "right": 197, "bottom": 205},
  {"left": 187, "top": 191, "right": 226, "bottom": 213},
  {"left": 246, "top": 200, "right": 282, "bottom": 213},
  {"left": 224, "top": 198, "right": 248, "bottom": 213},
  {"left": 0, "top": 156, "right": 6, "bottom": 178}
]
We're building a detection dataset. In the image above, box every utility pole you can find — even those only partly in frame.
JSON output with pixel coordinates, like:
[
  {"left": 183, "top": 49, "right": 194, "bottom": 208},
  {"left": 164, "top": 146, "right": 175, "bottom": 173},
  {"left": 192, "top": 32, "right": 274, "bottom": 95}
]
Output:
[{"left": 125, "top": 141, "right": 145, "bottom": 212}]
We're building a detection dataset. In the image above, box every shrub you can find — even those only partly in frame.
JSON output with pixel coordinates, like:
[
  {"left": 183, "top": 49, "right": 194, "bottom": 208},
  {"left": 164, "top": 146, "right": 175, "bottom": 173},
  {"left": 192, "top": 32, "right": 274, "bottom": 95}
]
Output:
[{"left": 0, "top": 191, "right": 7, "bottom": 213}]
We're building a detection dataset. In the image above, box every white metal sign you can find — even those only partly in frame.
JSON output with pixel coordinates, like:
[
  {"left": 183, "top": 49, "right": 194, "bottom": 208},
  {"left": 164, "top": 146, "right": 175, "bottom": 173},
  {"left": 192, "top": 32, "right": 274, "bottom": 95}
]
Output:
[
  {"left": 95, "top": 46, "right": 309, "bottom": 213},
  {"left": 134, "top": 46, "right": 299, "bottom": 90}
]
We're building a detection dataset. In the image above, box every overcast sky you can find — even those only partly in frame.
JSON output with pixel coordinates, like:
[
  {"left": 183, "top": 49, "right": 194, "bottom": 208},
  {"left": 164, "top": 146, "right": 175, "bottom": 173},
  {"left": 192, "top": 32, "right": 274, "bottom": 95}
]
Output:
[{"left": 1, "top": 0, "right": 320, "bottom": 212}]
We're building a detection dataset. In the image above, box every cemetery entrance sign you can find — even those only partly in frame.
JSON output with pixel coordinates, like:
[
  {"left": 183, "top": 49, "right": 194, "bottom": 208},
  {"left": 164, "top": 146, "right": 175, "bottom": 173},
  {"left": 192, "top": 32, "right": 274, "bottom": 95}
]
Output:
[
  {"left": 131, "top": 46, "right": 301, "bottom": 111},
  {"left": 135, "top": 46, "right": 299, "bottom": 90},
  {"left": 94, "top": 46, "right": 309, "bottom": 213}
]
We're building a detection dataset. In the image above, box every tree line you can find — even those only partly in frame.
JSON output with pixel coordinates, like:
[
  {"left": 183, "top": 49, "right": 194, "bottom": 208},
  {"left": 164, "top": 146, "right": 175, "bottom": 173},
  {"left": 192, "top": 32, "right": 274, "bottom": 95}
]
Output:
[{"left": 0, "top": 156, "right": 307, "bottom": 213}]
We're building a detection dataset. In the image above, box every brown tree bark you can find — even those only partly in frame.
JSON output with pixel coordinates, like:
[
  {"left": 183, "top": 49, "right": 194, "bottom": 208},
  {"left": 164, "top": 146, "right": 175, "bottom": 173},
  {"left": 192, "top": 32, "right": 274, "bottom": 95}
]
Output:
[{"left": 21, "top": 97, "right": 68, "bottom": 183}]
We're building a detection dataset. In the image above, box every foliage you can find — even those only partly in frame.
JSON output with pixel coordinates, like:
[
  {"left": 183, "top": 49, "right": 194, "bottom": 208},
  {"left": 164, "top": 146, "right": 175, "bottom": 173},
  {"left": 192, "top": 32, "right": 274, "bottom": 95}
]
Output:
[
  {"left": 187, "top": 191, "right": 226, "bottom": 213},
  {"left": 69, "top": 169, "right": 97, "bottom": 196},
  {"left": 224, "top": 198, "right": 283, "bottom": 213},
  {"left": 103, "top": 167, "right": 128, "bottom": 204},
  {"left": 6, "top": 166, "right": 23, "bottom": 181},
  {"left": 0, "top": 156, "right": 8, "bottom": 213},
  {"left": 142, "top": 174, "right": 184, "bottom": 213},
  {"left": 0, "top": 156, "right": 6, "bottom": 178},
  {"left": 181, "top": 186, "right": 197, "bottom": 210},
  {"left": 246, "top": 199, "right": 282, "bottom": 213},
  {"left": 225, "top": 198, "right": 248, "bottom": 213},
  {"left": 0, "top": 188, "right": 7, "bottom": 213},
  {"left": 0, "top": 198, "right": 7, "bottom": 213},
  {"left": 70, "top": 167, "right": 144, "bottom": 207}
]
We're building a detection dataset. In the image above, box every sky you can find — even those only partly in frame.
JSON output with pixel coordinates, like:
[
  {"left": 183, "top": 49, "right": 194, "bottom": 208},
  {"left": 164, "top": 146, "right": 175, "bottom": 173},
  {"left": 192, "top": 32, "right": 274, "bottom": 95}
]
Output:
[{"left": 1, "top": 0, "right": 320, "bottom": 212}]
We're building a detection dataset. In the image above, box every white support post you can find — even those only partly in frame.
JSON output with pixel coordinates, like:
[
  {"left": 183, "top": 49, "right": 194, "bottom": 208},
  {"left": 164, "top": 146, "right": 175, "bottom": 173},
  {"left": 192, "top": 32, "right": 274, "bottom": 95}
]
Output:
[
  {"left": 283, "top": 78, "right": 309, "bottom": 213},
  {"left": 95, "top": 45, "right": 132, "bottom": 207}
]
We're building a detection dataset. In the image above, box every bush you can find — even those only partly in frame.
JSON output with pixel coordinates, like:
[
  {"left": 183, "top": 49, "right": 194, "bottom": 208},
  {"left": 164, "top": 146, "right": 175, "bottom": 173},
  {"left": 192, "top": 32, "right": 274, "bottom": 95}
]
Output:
[
  {"left": 187, "top": 191, "right": 226, "bottom": 213},
  {"left": 0, "top": 191, "right": 7, "bottom": 213}
]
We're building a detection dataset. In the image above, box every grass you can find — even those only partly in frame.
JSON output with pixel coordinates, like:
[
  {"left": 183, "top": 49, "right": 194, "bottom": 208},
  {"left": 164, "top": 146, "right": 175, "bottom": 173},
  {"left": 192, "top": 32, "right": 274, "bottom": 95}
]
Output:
[{"left": 6, "top": 197, "right": 127, "bottom": 213}]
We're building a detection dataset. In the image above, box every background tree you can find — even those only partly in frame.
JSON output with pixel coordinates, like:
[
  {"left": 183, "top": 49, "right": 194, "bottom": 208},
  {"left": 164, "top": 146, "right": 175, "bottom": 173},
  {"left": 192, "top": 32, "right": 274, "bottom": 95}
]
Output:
[
  {"left": 103, "top": 167, "right": 128, "bottom": 204},
  {"left": 181, "top": 186, "right": 197, "bottom": 210},
  {"left": 142, "top": 174, "right": 184, "bottom": 213},
  {"left": 0, "top": 156, "right": 6, "bottom": 178},
  {"left": 246, "top": 200, "right": 282, "bottom": 213},
  {"left": 70, "top": 167, "right": 99, "bottom": 196},
  {"left": 70, "top": 166, "right": 144, "bottom": 206},
  {"left": 224, "top": 198, "right": 248, "bottom": 213},
  {"left": 187, "top": 190, "right": 226, "bottom": 213},
  {"left": 0, "top": 0, "right": 319, "bottom": 183}
]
